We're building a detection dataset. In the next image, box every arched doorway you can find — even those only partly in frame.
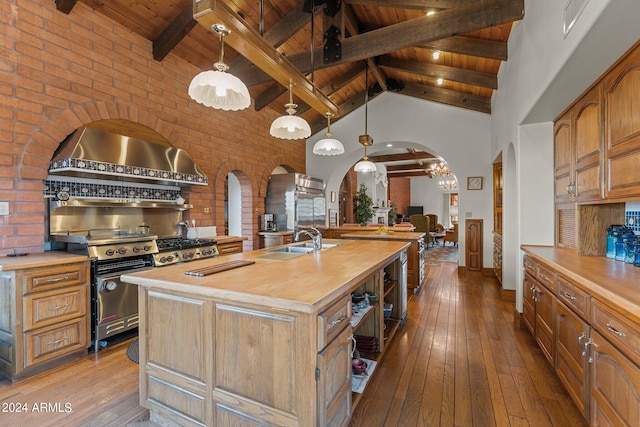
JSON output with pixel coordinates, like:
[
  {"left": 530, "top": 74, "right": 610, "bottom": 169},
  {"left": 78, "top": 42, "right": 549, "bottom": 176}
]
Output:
[{"left": 225, "top": 170, "right": 253, "bottom": 251}]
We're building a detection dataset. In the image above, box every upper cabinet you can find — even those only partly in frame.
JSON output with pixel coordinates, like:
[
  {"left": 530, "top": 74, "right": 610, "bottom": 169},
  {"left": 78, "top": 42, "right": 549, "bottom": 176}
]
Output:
[
  {"left": 554, "top": 84, "right": 604, "bottom": 205},
  {"left": 604, "top": 45, "right": 640, "bottom": 199}
]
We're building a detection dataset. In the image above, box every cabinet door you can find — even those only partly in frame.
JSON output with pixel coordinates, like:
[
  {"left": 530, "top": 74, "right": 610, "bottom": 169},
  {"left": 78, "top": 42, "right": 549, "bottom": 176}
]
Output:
[
  {"left": 555, "top": 301, "right": 590, "bottom": 419},
  {"left": 535, "top": 282, "right": 556, "bottom": 365},
  {"left": 589, "top": 330, "right": 640, "bottom": 426},
  {"left": 573, "top": 85, "right": 603, "bottom": 202},
  {"left": 317, "top": 325, "right": 352, "bottom": 427},
  {"left": 604, "top": 45, "right": 640, "bottom": 199},
  {"left": 554, "top": 113, "right": 573, "bottom": 203},
  {"left": 522, "top": 272, "right": 536, "bottom": 335}
]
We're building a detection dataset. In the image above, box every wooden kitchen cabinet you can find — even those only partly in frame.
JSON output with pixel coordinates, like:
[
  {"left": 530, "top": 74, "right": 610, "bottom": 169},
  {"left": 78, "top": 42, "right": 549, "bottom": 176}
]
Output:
[
  {"left": 589, "top": 329, "right": 640, "bottom": 426},
  {"left": 603, "top": 43, "right": 640, "bottom": 199},
  {"left": 317, "top": 322, "right": 352, "bottom": 427},
  {"left": 0, "top": 256, "right": 90, "bottom": 381},
  {"left": 217, "top": 240, "right": 243, "bottom": 255},
  {"left": 555, "top": 301, "right": 590, "bottom": 419}
]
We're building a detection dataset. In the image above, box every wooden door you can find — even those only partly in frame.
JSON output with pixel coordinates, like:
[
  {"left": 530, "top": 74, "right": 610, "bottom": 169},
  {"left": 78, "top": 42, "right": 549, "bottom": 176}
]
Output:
[
  {"left": 589, "top": 330, "right": 640, "bottom": 426},
  {"left": 554, "top": 112, "right": 573, "bottom": 203},
  {"left": 534, "top": 281, "right": 556, "bottom": 365},
  {"left": 522, "top": 272, "right": 536, "bottom": 335},
  {"left": 604, "top": 44, "right": 640, "bottom": 199},
  {"left": 317, "top": 325, "right": 352, "bottom": 427},
  {"left": 465, "top": 219, "right": 482, "bottom": 271},
  {"left": 555, "top": 302, "right": 590, "bottom": 419}
]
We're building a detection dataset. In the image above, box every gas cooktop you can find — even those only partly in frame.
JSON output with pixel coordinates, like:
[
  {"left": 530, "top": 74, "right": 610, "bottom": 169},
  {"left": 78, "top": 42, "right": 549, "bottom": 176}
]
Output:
[{"left": 153, "top": 237, "right": 218, "bottom": 267}]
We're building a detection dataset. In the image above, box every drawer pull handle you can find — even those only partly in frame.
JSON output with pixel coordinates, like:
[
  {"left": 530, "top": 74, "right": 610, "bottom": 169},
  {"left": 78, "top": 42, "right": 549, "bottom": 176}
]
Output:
[
  {"left": 47, "top": 337, "right": 69, "bottom": 347},
  {"left": 47, "top": 304, "right": 69, "bottom": 311},
  {"left": 539, "top": 273, "right": 550, "bottom": 281},
  {"left": 606, "top": 323, "right": 626, "bottom": 338},
  {"left": 45, "top": 276, "right": 71, "bottom": 283},
  {"left": 330, "top": 313, "right": 347, "bottom": 327},
  {"left": 563, "top": 292, "right": 577, "bottom": 301}
]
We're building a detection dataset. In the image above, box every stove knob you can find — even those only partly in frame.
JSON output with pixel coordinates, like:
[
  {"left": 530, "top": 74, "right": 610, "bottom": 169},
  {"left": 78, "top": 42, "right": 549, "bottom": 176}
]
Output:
[
  {"left": 105, "top": 281, "right": 118, "bottom": 291},
  {"left": 105, "top": 249, "right": 115, "bottom": 256},
  {"left": 117, "top": 247, "right": 128, "bottom": 255},
  {"left": 182, "top": 253, "right": 190, "bottom": 260},
  {"left": 166, "top": 255, "right": 174, "bottom": 262},
  {"left": 132, "top": 246, "right": 141, "bottom": 253},
  {"left": 143, "top": 245, "right": 152, "bottom": 252}
]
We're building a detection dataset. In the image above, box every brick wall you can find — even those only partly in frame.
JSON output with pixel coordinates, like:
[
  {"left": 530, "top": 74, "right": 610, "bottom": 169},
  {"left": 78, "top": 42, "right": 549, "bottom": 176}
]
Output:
[
  {"left": 0, "top": 0, "right": 306, "bottom": 254},
  {"left": 389, "top": 177, "right": 411, "bottom": 220}
]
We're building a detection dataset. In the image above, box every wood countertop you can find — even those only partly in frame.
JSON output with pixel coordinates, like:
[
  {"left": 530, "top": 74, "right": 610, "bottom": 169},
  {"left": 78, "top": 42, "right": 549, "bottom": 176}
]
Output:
[
  {"left": 341, "top": 231, "right": 425, "bottom": 241},
  {"left": 214, "top": 235, "right": 247, "bottom": 243},
  {"left": 0, "top": 252, "right": 89, "bottom": 271},
  {"left": 257, "top": 231, "right": 294, "bottom": 235},
  {"left": 521, "top": 245, "right": 640, "bottom": 322},
  {"left": 122, "top": 239, "right": 409, "bottom": 314}
]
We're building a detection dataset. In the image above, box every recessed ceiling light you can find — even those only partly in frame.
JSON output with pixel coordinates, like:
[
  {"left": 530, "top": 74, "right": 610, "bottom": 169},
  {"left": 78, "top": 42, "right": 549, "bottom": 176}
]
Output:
[
  {"left": 432, "top": 51, "right": 440, "bottom": 60},
  {"left": 386, "top": 143, "right": 393, "bottom": 147},
  {"left": 437, "top": 78, "right": 444, "bottom": 85},
  {"left": 426, "top": 10, "right": 436, "bottom": 16}
]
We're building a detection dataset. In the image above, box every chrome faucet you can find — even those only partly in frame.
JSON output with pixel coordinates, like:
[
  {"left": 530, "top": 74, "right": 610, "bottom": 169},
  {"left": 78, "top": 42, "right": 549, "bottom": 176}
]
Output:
[{"left": 296, "top": 227, "right": 323, "bottom": 251}]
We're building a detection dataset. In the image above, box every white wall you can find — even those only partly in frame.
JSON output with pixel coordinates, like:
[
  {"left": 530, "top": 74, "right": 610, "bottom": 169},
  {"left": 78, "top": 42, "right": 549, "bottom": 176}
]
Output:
[
  {"left": 307, "top": 92, "right": 493, "bottom": 267},
  {"left": 228, "top": 173, "right": 242, "bottom": 237}
]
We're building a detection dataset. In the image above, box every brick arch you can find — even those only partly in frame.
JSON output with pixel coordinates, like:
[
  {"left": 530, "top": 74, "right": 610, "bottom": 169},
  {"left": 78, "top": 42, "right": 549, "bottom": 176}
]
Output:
[
  {"left": 257, "top": 155, "right": 296, "bottom": 198},
  {"left": 18, "top": 100, "right": 173, "bottom": 181}
]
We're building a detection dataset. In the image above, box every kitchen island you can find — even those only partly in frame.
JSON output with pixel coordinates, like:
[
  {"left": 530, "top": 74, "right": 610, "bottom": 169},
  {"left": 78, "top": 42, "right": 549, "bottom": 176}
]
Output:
[{"left": 121, "top": 239, "right": 409, "bottom": 426}]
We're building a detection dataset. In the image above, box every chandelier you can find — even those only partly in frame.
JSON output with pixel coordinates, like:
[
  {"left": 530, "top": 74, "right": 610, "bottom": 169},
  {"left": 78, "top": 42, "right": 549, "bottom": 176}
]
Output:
[
  {"left": 438, "top": 177, "right": 458, "bottom": 191},
  {"left": 431, "top": 162, "right": 452, "bottom": 177},
  {"left": 188, "top": 24, "right": 251, "bottom": 111}
]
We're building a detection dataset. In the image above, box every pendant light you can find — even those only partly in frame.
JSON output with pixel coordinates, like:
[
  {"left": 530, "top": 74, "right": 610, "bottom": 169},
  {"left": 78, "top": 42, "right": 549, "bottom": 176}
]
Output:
[
  {"left": 313, "top": 112, "right": 344, "bottom": 155},
  {"left": 270, "top": 80, "right": 311, "bottom": 139},
  {"left": 354, "top": 62, "right": 376, "bottom": 173},
  {"left": 188, "top": 24, "right": 251, "bottom": 111}
]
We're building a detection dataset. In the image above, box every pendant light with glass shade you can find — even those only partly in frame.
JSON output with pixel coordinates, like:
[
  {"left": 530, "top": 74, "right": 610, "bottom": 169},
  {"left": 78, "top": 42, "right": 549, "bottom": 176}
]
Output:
[
  {"left": 270, "top": 80, "right": 311, "bottom": 139},
  {"left": 313, "top": 112, "right": 344, "bottom": 155},
  {"left": 188, "top": 24, "right": 251, "bottom": 111},
  {"left": 354, "top": 62, "right": 376, "bottom": 173}
]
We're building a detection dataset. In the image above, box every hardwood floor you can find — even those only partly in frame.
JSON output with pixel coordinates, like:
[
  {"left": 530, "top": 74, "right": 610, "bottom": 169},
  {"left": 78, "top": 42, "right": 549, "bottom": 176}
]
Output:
[{"left": 0, "top": 262, "right": 587, "bottom": 427}]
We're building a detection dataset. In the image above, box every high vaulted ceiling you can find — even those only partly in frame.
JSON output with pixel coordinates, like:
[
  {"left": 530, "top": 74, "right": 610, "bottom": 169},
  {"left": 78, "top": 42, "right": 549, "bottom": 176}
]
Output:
[{"left": 56, "top": 0, "right": 524, "bottom": 139}]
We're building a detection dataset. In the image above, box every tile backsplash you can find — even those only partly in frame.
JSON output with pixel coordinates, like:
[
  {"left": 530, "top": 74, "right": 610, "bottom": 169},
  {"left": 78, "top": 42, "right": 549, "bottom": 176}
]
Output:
[{"left": 626, "top": 201, "right": 640, "bottom": 234}]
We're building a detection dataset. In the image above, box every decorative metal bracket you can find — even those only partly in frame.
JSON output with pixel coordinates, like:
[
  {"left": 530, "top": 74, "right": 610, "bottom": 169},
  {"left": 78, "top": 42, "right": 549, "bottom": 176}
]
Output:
[{"left": 323, "top": 25, "right": 342, "bottom": 63}]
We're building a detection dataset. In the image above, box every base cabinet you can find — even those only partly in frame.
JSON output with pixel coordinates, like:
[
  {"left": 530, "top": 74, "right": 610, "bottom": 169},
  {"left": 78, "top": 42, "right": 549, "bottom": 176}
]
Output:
[{"left": 317, "top": 325, "right": 352, "bottom": 427}]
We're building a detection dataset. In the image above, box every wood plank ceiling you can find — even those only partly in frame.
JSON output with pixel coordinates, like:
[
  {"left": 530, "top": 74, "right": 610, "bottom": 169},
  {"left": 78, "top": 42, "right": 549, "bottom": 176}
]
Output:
[{"left": 55, "top": 0, "right": 524, "bottom": 179}]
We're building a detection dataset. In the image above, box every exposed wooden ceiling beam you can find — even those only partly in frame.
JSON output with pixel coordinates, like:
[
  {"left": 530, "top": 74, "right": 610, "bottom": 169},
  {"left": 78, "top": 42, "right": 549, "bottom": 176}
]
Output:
[
  {"left": 387, "top": 170, "right": 433, "bottom": 178},
  {"left": 400, "top": 81, "right": 491, "bottom": 113},
  {"left": 386, "top": 163, "right": 435, "bottom": 172},
  {"left": 153, "top": 2, "right": 198, "bottom": 61},
  {"left": 343, "top": 4, "right": 387, "bottom": 91},
  {"left": 378, "top": 55, "right": 498, "bottom": 90},
  {"left": 344, "top": 0, "right": 474, "bottom": 9},
  {"left": 55, "top": 0, "right": 77, "bottom": 14},
  {"left": 235, "top": 0, "right": 524, "bottom": 86},
  {"left": 369, "top": 151, "right": 437, "bottom": 162},
  {"left": 418, "top": 36, "right": 508, "bottom": 61},
  {"left": 193, "top": 0, "right": 340, "bottom": 117},
  {"left": 296, "top": 62, "right": 366, "bottom": 115}
]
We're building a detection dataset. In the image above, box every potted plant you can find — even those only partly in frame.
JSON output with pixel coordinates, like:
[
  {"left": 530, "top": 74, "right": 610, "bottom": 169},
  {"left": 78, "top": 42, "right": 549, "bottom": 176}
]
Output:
[{"left": 353, "top": 184, "right": 374, "bottom": 225}]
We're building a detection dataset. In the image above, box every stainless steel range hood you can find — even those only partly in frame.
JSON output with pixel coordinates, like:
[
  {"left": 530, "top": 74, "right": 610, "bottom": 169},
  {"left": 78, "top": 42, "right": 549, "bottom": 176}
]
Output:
[{"left": 49, "top": 127, "right": 208, "bottom": 186}]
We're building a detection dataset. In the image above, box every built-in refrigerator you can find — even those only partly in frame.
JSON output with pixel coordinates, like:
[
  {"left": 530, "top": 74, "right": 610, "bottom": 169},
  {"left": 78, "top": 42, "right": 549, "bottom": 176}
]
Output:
[{"left": 265, "top": 173, "right": 326, "bottom": 234}]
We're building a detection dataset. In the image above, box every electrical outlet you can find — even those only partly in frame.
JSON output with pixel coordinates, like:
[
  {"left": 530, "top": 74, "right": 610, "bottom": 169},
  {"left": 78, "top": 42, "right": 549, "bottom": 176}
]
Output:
[
  {"left": 203, "top": 207, "right": 210, "bottom": 214},
  {"left": 0, "top": 202, "right": 9, "bottom": 215},
  {"left": 465, "top": 211, "right": 472, "bottom": 218}
]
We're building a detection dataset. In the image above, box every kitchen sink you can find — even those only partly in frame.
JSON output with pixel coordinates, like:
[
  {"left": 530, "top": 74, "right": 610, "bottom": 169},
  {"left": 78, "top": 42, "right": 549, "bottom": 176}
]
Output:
[
  {"left": 265, "top": 246, "right": 315, "bottom": 254},
  {"left": 295, "top": 242, "right": 339, "bottom": 250}
]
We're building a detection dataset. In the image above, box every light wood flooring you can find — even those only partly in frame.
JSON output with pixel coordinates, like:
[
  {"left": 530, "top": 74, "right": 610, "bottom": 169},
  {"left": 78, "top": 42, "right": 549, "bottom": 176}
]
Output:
[{"left": 0, "top": 262, "right": 587, "bottom": 426}]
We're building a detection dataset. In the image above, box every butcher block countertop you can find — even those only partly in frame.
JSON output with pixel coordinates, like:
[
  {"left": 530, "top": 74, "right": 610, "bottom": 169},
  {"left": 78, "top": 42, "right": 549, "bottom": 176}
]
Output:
[
  {"left": 0, "top": 252, "right": 88, "bottom": 271},
  {"left": 341, "top": 231, "right": 426, "bottom": 241},
  {"left": 122, "top": 239, "right": 409, "bottom": 314},
  {"left": 521, "top": 245, "right": 640, "bottom": 323}
]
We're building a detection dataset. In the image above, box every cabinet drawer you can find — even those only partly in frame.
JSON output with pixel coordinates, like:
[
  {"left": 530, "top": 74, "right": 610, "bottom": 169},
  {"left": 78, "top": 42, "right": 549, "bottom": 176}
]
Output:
[
  {"left": 557, "top": 276, "right": 590, "bottom": 320},
  {"left": 218, "top": 243, "right": 242, "bottom": 255},
  {"left": 317, "top": 296, "right": 352, "bottom": 351},
  {"left": 591, "top": 299, "right": 640, "bottom": 366},
  {"left": 523, "top": 255, "right": 536, "bottom": 276},
  {"left": 24, "top": 317, "right": 87, "bottom": 367},
  {"left": 23, "top": 262, "right": 89, "bottom": 293},
  {"left": 23, "top": 286, "right": 87, "bottom": 331},
  {"left": 536, "top": 264, "right": 557, "bottom": 293}
]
